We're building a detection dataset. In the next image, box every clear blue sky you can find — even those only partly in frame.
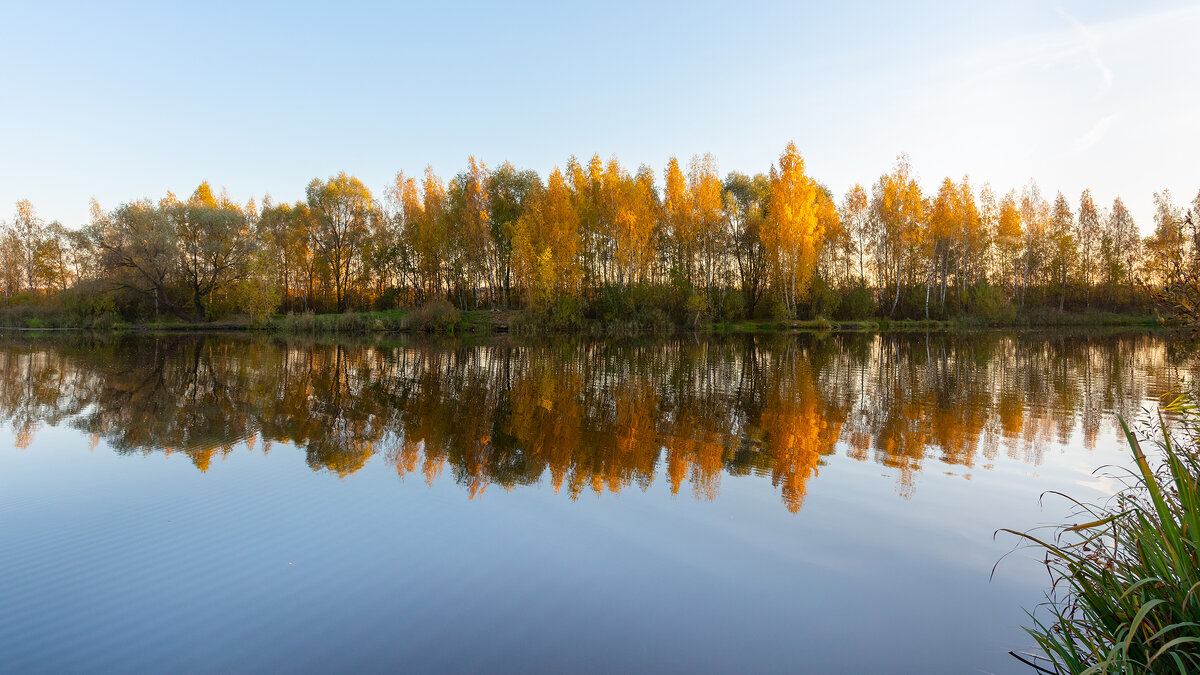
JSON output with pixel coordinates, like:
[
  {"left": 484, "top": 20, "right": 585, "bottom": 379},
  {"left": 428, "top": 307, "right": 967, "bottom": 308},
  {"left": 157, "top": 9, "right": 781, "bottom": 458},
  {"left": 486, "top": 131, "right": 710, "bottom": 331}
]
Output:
[{"left": 2, "top": 0, "right": 1197, "bottom": 230}]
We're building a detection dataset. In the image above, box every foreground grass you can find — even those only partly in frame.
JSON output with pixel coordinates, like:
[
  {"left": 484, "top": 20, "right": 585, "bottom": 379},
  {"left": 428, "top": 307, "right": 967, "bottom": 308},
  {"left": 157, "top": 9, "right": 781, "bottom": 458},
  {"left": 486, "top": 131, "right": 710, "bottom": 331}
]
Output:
[{"left": 1002, "top": 396, "right": 1200, "bottom": 673}]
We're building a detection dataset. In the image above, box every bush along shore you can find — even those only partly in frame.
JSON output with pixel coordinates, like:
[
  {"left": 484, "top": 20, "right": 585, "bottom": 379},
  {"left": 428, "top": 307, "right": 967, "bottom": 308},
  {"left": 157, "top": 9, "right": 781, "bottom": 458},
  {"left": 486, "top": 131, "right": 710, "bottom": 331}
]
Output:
[{"left": 1001, "top": 395, "right": 1200, "bottom": 674}]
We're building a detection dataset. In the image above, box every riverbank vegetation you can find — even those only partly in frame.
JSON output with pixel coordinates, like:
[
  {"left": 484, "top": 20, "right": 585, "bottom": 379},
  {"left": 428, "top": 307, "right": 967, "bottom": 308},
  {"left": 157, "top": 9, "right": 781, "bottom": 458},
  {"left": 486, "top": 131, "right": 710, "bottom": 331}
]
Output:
[
  {"left": 2, "top": 144, "right": 1197, "bottom": 331},
  {"left": 1004, "top": 396, "right": 1200, "bottom": 673}
]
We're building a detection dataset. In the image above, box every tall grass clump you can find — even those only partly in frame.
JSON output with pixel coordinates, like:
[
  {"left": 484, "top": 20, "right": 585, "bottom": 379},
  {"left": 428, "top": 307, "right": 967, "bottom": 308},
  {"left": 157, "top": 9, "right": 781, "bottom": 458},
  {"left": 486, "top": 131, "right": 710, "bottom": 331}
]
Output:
[
  {"left": 1003, "top": 395, "right": 1200, "bottom": 673},
  {"left": 400, "top": 300, "right": 461, "bottom": 333}
]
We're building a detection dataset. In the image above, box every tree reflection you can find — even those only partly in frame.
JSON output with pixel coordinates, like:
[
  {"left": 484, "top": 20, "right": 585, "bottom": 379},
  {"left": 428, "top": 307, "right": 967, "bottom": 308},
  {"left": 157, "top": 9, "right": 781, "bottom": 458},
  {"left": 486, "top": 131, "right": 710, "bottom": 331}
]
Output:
[{"left": 0, "top": 332, "right": 1190, "bottom": 512}]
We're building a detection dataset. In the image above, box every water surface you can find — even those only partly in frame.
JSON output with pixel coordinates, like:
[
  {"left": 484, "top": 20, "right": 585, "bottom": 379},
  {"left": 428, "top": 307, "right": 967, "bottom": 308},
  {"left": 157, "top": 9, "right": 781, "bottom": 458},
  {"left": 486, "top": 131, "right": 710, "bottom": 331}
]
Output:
[{"left": 0, "top": 331, "right": 1192, "bottom": 673}]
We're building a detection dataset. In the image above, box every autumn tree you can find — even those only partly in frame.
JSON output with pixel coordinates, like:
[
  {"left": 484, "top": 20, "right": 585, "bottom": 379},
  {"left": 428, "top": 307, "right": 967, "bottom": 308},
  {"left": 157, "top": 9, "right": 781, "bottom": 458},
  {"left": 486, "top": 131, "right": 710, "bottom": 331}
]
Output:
[
  {"left": 487, "top": 162, "right": 540, "bottom": 306},
  {"left": 168, "top": 182, "right": 256, "bottom": 320},
  {"left": 995, "top": 191, "right": 1023, "bottom": 299},
  {"left": 257, "top": 198, "right": 319, "bottom": 312},
  {"left": 36, "top": 221, "right": 77, "bottom": 293},
  {"left": 1047, "top": 191, "right": 1076, "bottom": 311},
  {"left": 0, "top": 231, "right": 23, "bottom": 298},
  {"left": 764, "top": 142, "right": 825, "bottom": 313},
  {"left": 418, "top": 167, "right": 449, "bottom": 300},
  {"left": 1076, "top": 190, "right": 1100, "bottom": 307},
  {"left": 812, "top": 184, "right": 843, "bottom": 293},
  {"left": 306, "top": 172, "right": 375, "bottom": 311},
  {"left": 385, "top": 171, "right": 424, "bottom": 302},
  {"left": 1110, "top": 197, "right": 1140, "bottom": 287},
  {"left": 12, "top": 200, "right": 45, "bottom": 293},
  {"left": 1017, "top": 181, "right": 1048, "bottom": 306},
  {"left": 1097, "top": 197, "right": 1139, "bottom": 303},
  {"left": 872, "top": 155, "right": 923, "bottom": 316},
  {"left": 565, "top": 156, "right": 600, "bottom": 291},
  {"left": 1145, "top": 189, "right": 1186, "bottom": 284},
  {"left": 511, "top": 167, "right": 579, "bottom": 308},
  {"left": 92, "top": 200, "right": 183, "bottom": 318},
  {"left": 689, "top": 154, "right": 725, "bottom": 299},
  {"left": 447, "top": 157, "right": 492, "bottom": 306},
  {"left": 840, "top": 184, "right": 871, "bottom": 283},
  {"left": 928, "top": 178, "right": 959, "bottom": 316},
  {"left": 954, "top": 178, "right": 985, "bottom": 297},
  {"left": 978, "top": 184, "right": 1000, "bottom": 287},
  {"left": 662, "top": 157, "right": 696, "bottom": 289},
  {"left": 611, "top": 164, "right": 658, "bottom": 289},
  {"left": 0, "top": 148, "right": 1180, "bottom": 323},
  {"left": 723, "top": 172, "right": 771, "bottom": 314},
  {"left": 1191, "top": 188, "right": 1200, "bottom": 269}
]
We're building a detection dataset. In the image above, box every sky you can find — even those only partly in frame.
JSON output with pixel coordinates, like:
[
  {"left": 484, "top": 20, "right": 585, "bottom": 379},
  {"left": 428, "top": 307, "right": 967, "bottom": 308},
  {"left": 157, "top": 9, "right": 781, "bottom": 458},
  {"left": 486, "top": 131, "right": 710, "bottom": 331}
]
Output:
[{"left": 1, "top": 0, "right": 1198, "bottom": 231}]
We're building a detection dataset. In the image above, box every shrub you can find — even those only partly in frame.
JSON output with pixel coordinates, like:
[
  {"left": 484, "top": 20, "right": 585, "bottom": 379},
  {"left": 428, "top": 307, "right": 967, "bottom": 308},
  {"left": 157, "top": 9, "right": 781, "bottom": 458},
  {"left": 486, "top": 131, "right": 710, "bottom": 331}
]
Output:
[
  {"left": 809, "top": 316, "right": 833, "bottom": 331},
  {"left": 511, "top": 296, "right": 595, "bottom": 333},
  {"left": 967, "top": 280, "right": 1015, "bottom": 324},
  {"left": 401, "top": 300, "right": 461, "bottom": 333},
  {"left": 754, "top": 293, "right": 790, "bottom": 321},
  {"left": 336, "top": 311, "right": 367, "bottom": 333},
  {"left": 896, "top": 285, "right": 941, "bottom": 320},
  {"left": 91, "top": 312, "right": 116, "bottom": 330},
  {"left": 717, "top": 291, "right": 747, "bottom": 321},
  {"left": 374, "top": 287, "right": 405, "bottom": 311},
  {"left": 805, "top": 277, "right": 841, "bottom": 320},
  {"left": 279, "top": 311, "right": 317, "bottom": 333},
  {"left": 236, "top": 277, "right": 280, "bottom": 326},
  {"left": 682, "top": 291, "right": 709, "bottom": 328},
  {"left": 0, "top": 305, "right": 76, "bottom": 329},
  {"left": 836, "top": 281, "right": 878, "bottom": 320},
  {"left": 639, "top": 306, "right": 672, "bottom": 332},
  {"left": 549, "top": 296, "right": 583, "bottom": 331},
  {"left": 587, "top": 285, "right": 634, "bottom": 322}
]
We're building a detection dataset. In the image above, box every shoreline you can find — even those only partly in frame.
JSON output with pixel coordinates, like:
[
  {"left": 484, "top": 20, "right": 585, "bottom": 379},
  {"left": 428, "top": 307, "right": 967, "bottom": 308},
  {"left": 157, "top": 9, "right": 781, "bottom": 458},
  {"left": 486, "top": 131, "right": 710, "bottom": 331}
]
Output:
[{"left": 0, "top": 309, "right": 1163, "bottom": 336}]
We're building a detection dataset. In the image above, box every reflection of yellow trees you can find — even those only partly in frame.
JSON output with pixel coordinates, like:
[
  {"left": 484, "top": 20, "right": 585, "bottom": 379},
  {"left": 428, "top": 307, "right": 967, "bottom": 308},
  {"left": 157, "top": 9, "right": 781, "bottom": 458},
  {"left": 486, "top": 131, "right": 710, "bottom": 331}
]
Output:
[
  {"left": 14, "top": 420, "right": 38, "bottom": 449},
  {"left": 181, "top": 444, "right": 234, "bottom": 473},
  {"left": 758, "top": 358, "right": 843, "bottom": 512},
  {"left": 506, "top": 360, "right": 585, "bottom": 495},
  {"left": 611, "top": 382, "right": 659, "bottom": 478},
  {"left": 874, "top": 401, "right": 932, "bottom": 499},
  {"left": 663, "top": 409, "right": 728, "bottom": 501},
  {"left": 0, "top": 333, "right": 1193, "bottom": 512}
]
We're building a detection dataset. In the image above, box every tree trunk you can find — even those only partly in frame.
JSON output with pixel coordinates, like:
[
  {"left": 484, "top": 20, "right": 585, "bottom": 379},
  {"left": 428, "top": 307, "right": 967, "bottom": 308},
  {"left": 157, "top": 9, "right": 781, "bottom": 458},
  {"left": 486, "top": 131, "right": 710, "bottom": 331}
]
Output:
[
  {"left": 193, "top": 287, "right": 206, "bottom": 322},
  {"left": 890, "top": 258, "right": 902, "bottom": 317},
  {"left": 924, "top": 273, "right": 931, "bottom": 319}
]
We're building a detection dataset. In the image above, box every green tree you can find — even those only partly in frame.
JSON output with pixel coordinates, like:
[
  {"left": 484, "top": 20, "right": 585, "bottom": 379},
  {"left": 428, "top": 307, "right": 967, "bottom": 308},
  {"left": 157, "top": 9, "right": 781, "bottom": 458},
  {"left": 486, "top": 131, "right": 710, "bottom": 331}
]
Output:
[
  {"left": 169, "top": 182, "right": 256, "bottom": 320},
  {"left": 487, "top": 162, "right": 540, "bottom": 307},
  {"left": 93, "top": 200, "right": 184, "bottom": 318},
  {"left": 306, "top": 172, "right": 375, "bottom": 311},
  {"left": 724, "top": 172, "right": 771, "bottom": 314}
]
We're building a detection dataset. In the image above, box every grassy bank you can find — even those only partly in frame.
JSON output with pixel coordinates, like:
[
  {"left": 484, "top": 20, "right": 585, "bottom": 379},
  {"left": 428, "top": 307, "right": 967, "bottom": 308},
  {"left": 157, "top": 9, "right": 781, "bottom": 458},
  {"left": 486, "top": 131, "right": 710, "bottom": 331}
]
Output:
[
  {"left": 1003, "top": 396, "right": 1200, "bottom": 673},
  {"left": 704, "top": 310, "right": 1158, "bottom": 334},
  {"left": 0, "top": 304, "right": 1161, "bottom": 335}
]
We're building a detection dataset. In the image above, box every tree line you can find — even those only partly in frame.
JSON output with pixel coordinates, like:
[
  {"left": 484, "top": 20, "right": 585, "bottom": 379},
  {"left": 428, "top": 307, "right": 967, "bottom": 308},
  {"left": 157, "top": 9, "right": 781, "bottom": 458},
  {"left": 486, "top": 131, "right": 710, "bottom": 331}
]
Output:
[{"left": 3, "top": 143, "right": 1197, "bottom": 325}]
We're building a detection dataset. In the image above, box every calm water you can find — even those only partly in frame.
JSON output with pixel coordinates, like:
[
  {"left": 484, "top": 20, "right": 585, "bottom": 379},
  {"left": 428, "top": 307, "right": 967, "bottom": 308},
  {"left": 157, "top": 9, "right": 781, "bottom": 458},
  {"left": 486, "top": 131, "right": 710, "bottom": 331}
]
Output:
[{"left": 0, "top": 331, "right": 1193, "bottom": 673}]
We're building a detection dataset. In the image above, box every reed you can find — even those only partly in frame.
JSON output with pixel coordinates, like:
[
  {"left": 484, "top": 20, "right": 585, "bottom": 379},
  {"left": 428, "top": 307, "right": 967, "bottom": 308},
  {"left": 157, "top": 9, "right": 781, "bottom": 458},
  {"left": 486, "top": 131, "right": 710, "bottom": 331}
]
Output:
[{"left": 1002, "top": 395, "right": 1200, "bottom": 673}]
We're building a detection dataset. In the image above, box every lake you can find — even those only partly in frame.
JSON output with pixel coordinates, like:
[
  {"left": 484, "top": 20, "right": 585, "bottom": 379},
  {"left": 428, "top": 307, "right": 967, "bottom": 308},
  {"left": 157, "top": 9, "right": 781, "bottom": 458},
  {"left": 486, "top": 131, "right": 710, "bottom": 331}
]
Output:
[{"left": 0, "top": 331, "right": 1192, "bottom": 673}]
